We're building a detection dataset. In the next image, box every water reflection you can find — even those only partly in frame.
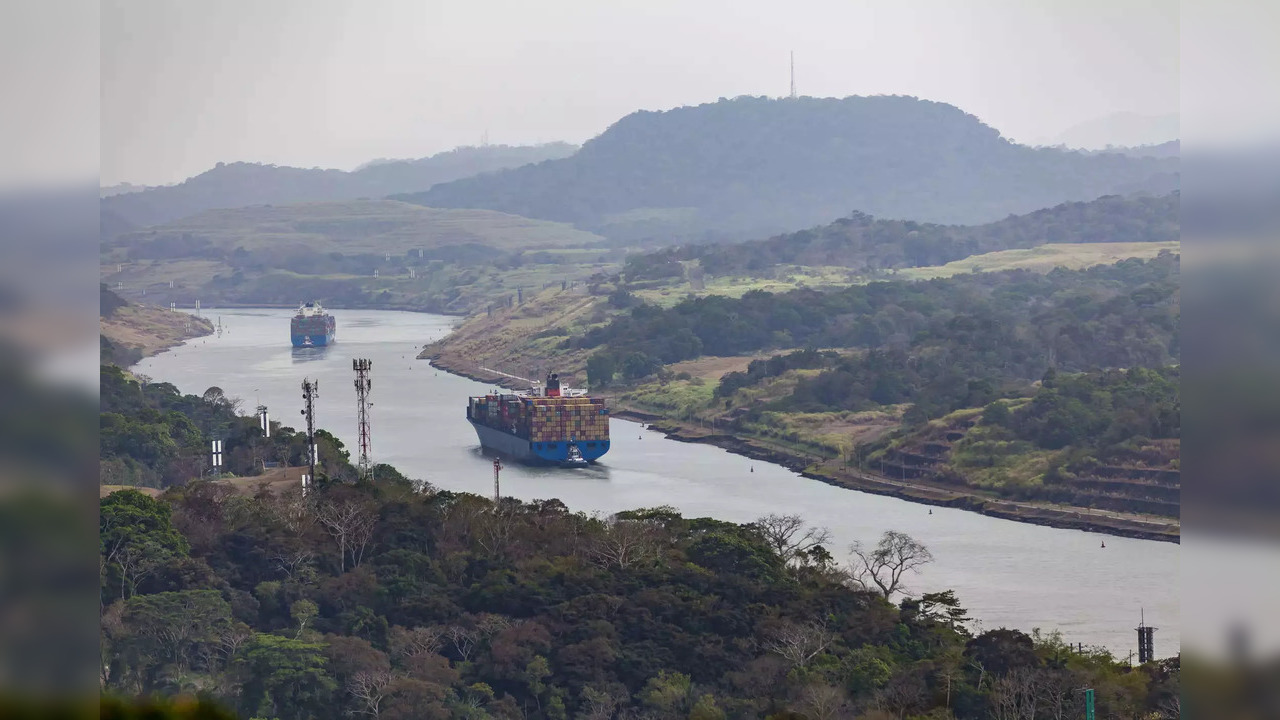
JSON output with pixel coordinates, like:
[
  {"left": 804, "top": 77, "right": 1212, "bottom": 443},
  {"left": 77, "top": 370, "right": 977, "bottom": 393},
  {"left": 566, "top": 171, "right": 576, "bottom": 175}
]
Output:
[{"left": 291, "top": 346, "right": 331, "bottom": 363}]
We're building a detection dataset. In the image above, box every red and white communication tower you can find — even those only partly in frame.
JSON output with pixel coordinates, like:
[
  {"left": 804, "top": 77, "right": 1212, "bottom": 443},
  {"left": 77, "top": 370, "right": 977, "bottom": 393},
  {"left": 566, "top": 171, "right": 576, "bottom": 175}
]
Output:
[{"left": 353, "top": 358, "right": 373, "bottom": 479}]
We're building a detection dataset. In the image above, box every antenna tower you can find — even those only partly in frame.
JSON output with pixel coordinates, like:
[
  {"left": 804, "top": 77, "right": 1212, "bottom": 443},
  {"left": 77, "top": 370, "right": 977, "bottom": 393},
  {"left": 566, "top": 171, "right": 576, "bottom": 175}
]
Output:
[
  {"left": 353, "top": 358, "right": 373, "bottom": 479},
  {"left": 301, "top": 378, "right": 318, "bottom": 481},
  {"left": 790, "top": 51, "right": 796, "bottom": 99},
  {"left": 1136, "top": 609, "right": 1157, "bottom": 664},
  {"left": 493, "top": 457, "right": 503, "bottom": 503}
]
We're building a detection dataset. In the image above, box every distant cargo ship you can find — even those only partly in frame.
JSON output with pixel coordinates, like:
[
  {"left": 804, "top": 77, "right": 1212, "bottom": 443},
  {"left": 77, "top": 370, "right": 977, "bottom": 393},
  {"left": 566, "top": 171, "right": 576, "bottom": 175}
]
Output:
[
  {"left": 467, "top": 373, "right": 610, "bottom": 467},
  {"left": 290, "top": 301, "right": 336, "bottom": 347}
]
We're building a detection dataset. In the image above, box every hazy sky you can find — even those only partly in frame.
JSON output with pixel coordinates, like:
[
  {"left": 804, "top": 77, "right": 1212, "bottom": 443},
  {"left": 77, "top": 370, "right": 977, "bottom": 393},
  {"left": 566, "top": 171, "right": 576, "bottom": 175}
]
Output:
[{"left": 101, "top": 0, "right": 1183, "bottom": 187}]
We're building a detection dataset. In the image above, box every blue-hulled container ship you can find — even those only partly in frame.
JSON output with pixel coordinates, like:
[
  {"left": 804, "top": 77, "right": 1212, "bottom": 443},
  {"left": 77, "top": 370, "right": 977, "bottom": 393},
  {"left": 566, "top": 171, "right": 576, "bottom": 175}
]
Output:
[
  {"left": 290, "top": 301, "right": 336, "bottom": 347},
  {"left": 467, "top": 373, "right": 610, "bottom": 467}
]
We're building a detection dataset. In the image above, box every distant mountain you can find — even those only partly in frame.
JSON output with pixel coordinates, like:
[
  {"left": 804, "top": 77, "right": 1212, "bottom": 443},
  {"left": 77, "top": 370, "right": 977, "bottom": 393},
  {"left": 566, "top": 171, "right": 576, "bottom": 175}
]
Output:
[
  {"left": 100, "top": 182, "right": 162, "bottom": 198},
  {"left": 1049, "top": 112, "right": 1179, "bottom": 150},
  {"left": 102, "top": 143, "right": 578, "bottom": 228},
  {"left": 396, "top": 96, "right": 1179, "bottom": 243},
  {"left": 667, "top": 191, "right": 1180, "bottom": 275},
  {"left": 1070, "top": 140, "right": 1180, "bottom": 159}
]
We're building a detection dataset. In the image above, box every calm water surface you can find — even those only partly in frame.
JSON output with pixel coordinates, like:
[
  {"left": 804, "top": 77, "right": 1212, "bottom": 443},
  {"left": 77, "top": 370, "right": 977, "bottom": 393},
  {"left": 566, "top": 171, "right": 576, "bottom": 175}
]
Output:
[{"left": 137, "top": 307, "right": 1179, "bottom": 657}]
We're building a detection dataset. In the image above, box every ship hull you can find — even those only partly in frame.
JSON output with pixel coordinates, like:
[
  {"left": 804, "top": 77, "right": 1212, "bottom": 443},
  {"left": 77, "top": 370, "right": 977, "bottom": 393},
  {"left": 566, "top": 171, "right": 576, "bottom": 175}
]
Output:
[
  {"left": 469, "top": 420, "right": 609, "bottom": 466},
  {"left": 290, "top": 331, "right": 335, "bottom": 347}
]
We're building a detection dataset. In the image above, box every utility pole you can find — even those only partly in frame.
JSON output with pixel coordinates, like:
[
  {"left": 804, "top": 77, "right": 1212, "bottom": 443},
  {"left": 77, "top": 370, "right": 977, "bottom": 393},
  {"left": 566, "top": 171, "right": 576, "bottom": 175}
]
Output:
[
  {"left": 354, "top": 358, "right": 373, "bottom": 480},
  {"left": 493, "top": 457, "right": 503, "bottom": 503},
  {"left": 302, "top": 378, "right": 318, "bottom": 482}
]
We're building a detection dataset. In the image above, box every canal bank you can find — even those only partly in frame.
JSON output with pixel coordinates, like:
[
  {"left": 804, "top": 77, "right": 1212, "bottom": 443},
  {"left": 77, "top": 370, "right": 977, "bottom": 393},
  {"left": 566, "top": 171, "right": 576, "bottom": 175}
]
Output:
[
  {"left": 427, "top": 354, "right": 1179, "bottom": 544},
  {"left": 137, "top": 307, "right": 1179, "bottom": 657}
]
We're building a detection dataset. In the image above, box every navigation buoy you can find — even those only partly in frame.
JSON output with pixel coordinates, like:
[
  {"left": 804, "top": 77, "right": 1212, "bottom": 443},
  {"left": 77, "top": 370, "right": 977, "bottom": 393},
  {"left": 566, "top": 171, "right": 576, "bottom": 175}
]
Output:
[
  {"left": 750, "top": 466, "right": 754, "bottom": 473},
  {"left": 929, "top": 509, "right": 933, "bottom": 515},
  {"left": 1101, "top": 541, "right": 1106, "bottom": 548}
]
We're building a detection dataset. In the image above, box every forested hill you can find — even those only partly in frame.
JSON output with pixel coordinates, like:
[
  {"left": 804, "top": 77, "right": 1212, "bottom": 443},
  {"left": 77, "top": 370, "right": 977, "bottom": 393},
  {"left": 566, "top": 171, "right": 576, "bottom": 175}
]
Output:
[
  {"left": 399, "top": 96, "right": 1179, "bottom": 243},
  {"left": 102, "top": 143, "right": 577, "bottom": 230},
  {"left": 583, "top": 253, "right": 1179, "bottom": 419},
  {"left": 628, "top": 192, "right": 1179, "bottom": 277}
]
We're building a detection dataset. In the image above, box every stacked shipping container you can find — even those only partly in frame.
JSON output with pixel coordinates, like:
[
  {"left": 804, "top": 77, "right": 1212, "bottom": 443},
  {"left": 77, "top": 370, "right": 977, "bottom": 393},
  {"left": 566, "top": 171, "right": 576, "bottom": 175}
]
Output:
[{"left": 467, "top": 394, "right": 610, "bottom": 443}]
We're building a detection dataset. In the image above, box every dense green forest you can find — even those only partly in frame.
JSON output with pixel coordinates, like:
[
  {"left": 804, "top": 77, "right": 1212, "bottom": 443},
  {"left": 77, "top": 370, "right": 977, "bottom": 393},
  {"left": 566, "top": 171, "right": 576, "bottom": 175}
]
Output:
[
  {"left": 102, "top": 143, "right": 578, "bottom": 231},
  {"left": 621, "top": 193, "right": 1178, "bottom": 278},
  {"left": 990, "top": 367, "right": 1179, "bottom": 454},
  {"left": 584, "top": 254, "right": 1178, "bottom": 420},
  {"left": 100, "top": 415, "right": 1178, "bottom": 720},
  {"left": 402, "top": 96, "right": 1178, "bottom": 242}
]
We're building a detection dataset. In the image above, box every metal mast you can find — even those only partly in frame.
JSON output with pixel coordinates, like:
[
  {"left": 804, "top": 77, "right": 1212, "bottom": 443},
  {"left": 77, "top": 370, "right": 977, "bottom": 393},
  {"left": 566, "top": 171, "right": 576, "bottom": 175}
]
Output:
[
  {"left": 1136, "top": 609, "right": 1157, "bottom": 664},
  {"left": 354, "top": 358, "right": 373, "bottom": 479},
  {"left": 790, "top": 51, "right": 796, "bottom": 99},
  {"left": 301, "top": 378, "right": 318, "bottom": 481},
  {"left": 493, "top": 457, "right": 503, "bottom": 503}
]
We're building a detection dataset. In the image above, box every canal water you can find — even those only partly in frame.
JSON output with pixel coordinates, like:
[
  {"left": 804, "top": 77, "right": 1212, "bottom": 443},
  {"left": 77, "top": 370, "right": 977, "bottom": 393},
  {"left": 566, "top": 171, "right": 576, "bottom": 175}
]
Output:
[{"left": 136, "top": 307, "right": 1179, "bottom": 657}]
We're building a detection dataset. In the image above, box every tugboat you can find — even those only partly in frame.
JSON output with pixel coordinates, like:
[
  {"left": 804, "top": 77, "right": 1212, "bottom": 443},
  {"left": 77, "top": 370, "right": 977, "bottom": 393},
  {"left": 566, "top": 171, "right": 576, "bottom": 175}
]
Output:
[
  {"left": 466, "top": 372, "right": 610, "bottom": 467},
  {"left": 290, "top": 301, "right": 336, "bottom": 347}
]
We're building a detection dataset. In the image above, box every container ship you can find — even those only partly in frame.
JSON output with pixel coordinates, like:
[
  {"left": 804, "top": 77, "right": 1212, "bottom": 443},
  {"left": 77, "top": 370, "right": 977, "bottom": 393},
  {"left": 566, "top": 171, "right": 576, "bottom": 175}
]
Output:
[
  {"left": 467, "top": 373, "right": 610, "bottom": 467},
  {"left": 290, "top": 301, "right": 336, "bottom": 347}
]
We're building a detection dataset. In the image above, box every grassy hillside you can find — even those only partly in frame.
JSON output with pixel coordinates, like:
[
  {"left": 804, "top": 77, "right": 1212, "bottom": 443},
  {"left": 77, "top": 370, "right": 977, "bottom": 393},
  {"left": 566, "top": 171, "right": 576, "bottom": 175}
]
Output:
[
  {"left": 100, "top": 285, "right": 213, "bottom": 366},
  {"left": 628, "top": 192, "right": 1179, "bottom": 280},
  {"left": 400, "top": 96, "right": 1178, "bottom": 242},
  {"left": 894, "top": 240, "right": 1180, "bottom": 280},
  {"left": 101, "top": 143, "right": 578, "bottom": 229},
  {"left": 111, "top": 199, "right": 605, "bottom": 254},
  {"left": 101, "top": 200, "right": 616, "bottom": 315}
]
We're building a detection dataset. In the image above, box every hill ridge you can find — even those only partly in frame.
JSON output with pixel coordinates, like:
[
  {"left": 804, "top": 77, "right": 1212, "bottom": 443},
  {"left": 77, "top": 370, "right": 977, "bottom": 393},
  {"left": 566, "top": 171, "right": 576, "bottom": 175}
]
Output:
[
  {"left": 101, "top": 142, "right": 578, "bottom": 230},
  {"left": 400, "top": 95, "right": 1178, "bottom": 242}
]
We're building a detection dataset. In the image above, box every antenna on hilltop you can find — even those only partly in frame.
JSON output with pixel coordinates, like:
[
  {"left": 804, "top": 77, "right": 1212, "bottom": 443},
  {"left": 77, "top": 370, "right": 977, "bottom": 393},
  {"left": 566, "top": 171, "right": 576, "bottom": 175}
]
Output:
[
  {"left": 353, "top": 358, "right": 373, "bottom": 480},
  {"left": 790, "top": 51, "right": 796, "bottom": 99}
]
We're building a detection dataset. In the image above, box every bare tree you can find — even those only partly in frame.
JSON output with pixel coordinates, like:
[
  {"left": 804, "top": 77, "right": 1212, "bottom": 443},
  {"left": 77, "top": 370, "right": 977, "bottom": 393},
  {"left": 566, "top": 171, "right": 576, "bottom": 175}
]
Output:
[
  {"left": 388, "top": 625, "right": 446, "bottom": 659},
  {"left": 755, "top": 513, "right": 832, "bottom": 567},
  {"left": 476, "top": 613, "right": 512, "bottom": 638},
  {"left": 313, "top": 496, "right": 377, "bottom": 573},
  {"left": 763, "top": 620, "right": 835, "bottom": 669},
  {"left": 474, "top": 507, "right": 520, "bottom": 559},
  {"left": 447, "top": 625, "right": 479, "bottom": 662},
  {"left": 1155, "top": 693, "right": 1181, "bottom": 720},
  {"left": 113, "top": 541, "right": 169, "bottom": 599},
  {"left": 260, "top": 484, "right": 311, "bottom": 534},
  {"left": 874, "top": 670, "right": 928, "bottom": 720},
  {"left": 848, "top": 531, "right": 933, "bottom": 599},
  {"left": 800, "top": 683, "right": 852, "bottom": 720},
  {"left": 271, "top": 548, "right": 315, "bottom": 581},
  {"left": 348, "top": 669, "right": 397, "bottom": 718},
  {"left": 1035, "top": 669, "right": 1082, "bottom": 720},
  {"left": 989, "top": 669, "right": 1040, "bottom": 720},
  {"left": 578, "top": 685, "right": 623, "bottom": 720},
  {"left": 586, "top": 518, "right": 660, "bottom": 570},
  {"left": 216, "top": 621, "right": 254, "bottom": 666}
]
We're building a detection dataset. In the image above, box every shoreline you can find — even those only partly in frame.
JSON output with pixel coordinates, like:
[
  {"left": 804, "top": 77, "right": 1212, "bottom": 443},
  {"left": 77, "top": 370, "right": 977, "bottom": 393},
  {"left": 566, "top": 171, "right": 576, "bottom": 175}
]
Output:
[
  {"left": 167, "top": 302, "right": 468, "bottom": 317},
  {"left": 427, "top": 354, "right": 1179, "bottom": 544}
]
